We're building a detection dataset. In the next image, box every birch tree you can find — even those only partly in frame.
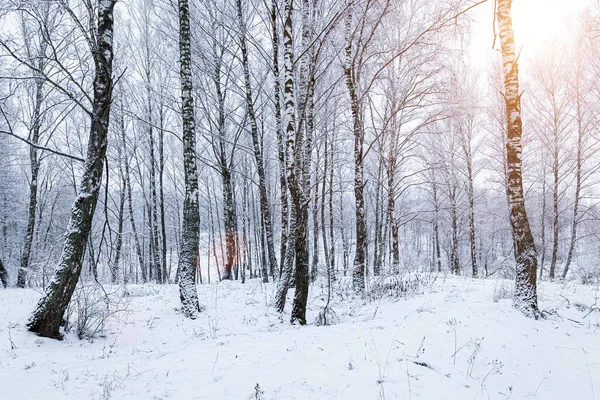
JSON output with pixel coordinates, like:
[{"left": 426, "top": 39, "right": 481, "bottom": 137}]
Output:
[
  {"left": 27, "top": 0, "right": 119, "bottom": 338},
  {"left": 496, "top": 0, "right": 539, "bottom": 317},
  {"left": 177, "top": 0, "right": 201, "bottom": 317}
]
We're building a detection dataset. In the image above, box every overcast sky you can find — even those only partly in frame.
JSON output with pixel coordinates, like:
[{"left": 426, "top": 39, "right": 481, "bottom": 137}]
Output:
[{"left": 467, "top": 0, "right": 595, "bottom": 71}]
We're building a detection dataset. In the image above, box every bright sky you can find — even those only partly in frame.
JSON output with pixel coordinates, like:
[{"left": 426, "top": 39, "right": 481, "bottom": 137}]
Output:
[{"left": 468, "top": 0, "right": 594, "bottom": 69}]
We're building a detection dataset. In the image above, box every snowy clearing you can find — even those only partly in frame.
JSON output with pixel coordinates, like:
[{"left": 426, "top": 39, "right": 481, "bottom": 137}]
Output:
[{"left": 1, "top": 276, "right": 599, "bottom": 400}]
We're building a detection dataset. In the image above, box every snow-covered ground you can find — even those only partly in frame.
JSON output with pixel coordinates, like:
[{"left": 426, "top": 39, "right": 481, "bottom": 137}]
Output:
[{"left": 1, "top": 276, "right": 599, "bottom": 399}]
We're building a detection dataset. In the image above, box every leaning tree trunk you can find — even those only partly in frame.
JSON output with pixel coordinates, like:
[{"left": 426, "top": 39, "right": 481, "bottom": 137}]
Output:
[
  {"left": 27, "top": 0, "right": 117, "bottom": 339},
  {"left": 562, "top": 92, "right": 584, "bottom": 279},
  {"left": 177, "top": 0, "right": 201, "bottom": 318},
  {"left": 344, "top": 5, "right": 366, "bottom": 293},
  {"left": 497, "top": 0, "right": 539, "bottom": 317},
  {"left": 19, "top": 76, "right": 43, "bottom": 288},
  {"left": 272, "top": 0, "right": 288, "bottom": 278},
  {"left": 236, "top": 0, "right": 278, "bottom": 281}
]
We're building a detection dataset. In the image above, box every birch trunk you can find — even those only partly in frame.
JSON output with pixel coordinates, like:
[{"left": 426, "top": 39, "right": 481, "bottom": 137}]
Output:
[
  {"left": 274, "top": 0, "right": 307, "bottom": 321},
  {"left": 158, "top": 104, "right": 168, "bottom": 282},
  {"left": 450, "top": 185, "right": 460, "bottom": 275},
  {"left": 432, "top": 182, "right": 442, "bottom": 272},
  {"left": 344, "top": 3, "right": 366, "bottom": 293},
  {"left": 271, "top": 0, "right": 288, "bottom": 276},
  {"left": 328, "top": 134, "right": 336, "bottom": 281},
  {"left": 463, "top": 128, "right": 478, "bottom": 278},
  {"left": 111, "top": 160, "right": 125, "bottom": 284},
  {"left": 549, "top": 140, "right": 559, "bottom": 280},
  {"left": 562, "top": 90, "right": 584, "bottom": 279},
  {"left": 146, "top": 68, "right": 162, "bottom": 284},
  {"left": 497, "top": 0, "right": 539, "bottom": 317},
  {"left": 19, "top": 75, "right": 44, "bottom": 288},
  {"left": 539, "top": 160, "right": 547, "bottom": 279},
  {"left": 28, "top": 0, "right": 118, "bottom": 338},
  {"left": 177, "top": 0, "right": 201, "bottom": 318}
]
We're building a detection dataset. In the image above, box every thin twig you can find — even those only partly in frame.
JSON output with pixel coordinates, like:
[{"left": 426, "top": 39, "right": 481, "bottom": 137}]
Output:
[{"left": 0, "top": 129, "right": 84, "bottom": 162}]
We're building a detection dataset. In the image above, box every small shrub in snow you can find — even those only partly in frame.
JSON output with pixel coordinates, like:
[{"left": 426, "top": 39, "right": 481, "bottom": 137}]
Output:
[
  {"left": 253, "top": 383, "right": 265, "bottom": 400},
  {"left": 446, "top": 318, "right": 460, "bottom": 365},
  {"left": 492, "top": 281, "right": 514, "bottom": 302},
  {"left": 480, "top": 359, "right": 504, "bottom": 389},
  {"left": 315, "top": 306, "right": 339, "bottom": 326},
  {"left": 368, "top": 272, "right": 437, "bottom": 300},
  {"left": 334, "top": 276, "right": 355, "bottom": 299},
  {"left": 579, "top": 269, "right": 600, "bottom": 286},
  {"left": 64, "top": 283, "right": 129, "bottom": 340},
  {"left": 466, "top": 337, "right": 484, "bottom": 378}
]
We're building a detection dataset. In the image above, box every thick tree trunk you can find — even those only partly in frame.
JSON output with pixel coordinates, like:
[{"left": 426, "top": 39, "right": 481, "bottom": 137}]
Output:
[
  {"left": 0, "top": 258, "right": 7, "bottom": 288},
  {"left": 177, "top": 0, "right": 201, "bottom": 318},
  {"left": 27, "top": 0, "right": 117, "bottom": 339},
  {"left": 221, "top": 168, "right": 238, "bottom": 280},
  {"left": 289, "top": 0, "right": 318, "bottom": 324},
  {"left": 290, "top": 193, "right": 309, "bottom": 324},
  {"left": 274, "top": 0, "right": 310, "bottom": 324},
  {"left": 497, "top": 0, "right": 539, "bottom": 317}
]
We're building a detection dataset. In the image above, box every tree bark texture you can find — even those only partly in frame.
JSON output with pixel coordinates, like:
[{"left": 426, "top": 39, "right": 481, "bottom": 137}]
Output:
[
  {"left": 497, "top": 0, "right": 539, "bottom": 317},
  {"left": 177, "top": 0, "right": 201, "bottom": 318},
  {"left": 27, "top": 0, "right": 118, "bottom": 338}
]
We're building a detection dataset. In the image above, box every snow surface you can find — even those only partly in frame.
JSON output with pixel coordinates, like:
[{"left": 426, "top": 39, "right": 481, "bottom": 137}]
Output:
[{"left": 1, "top": 276, "right": 599, "bottom": 399}]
